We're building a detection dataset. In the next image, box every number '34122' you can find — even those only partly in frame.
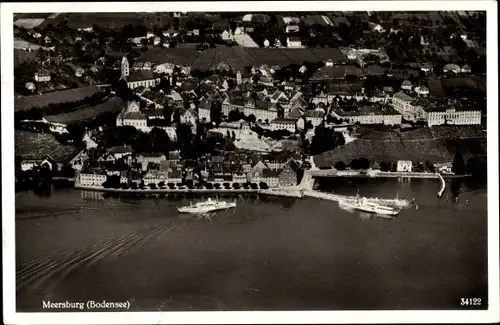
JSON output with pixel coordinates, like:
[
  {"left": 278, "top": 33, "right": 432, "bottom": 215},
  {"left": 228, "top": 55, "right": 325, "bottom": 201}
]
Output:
[{"left": 461, "top": 298, "right": 482, "bottom": 306}]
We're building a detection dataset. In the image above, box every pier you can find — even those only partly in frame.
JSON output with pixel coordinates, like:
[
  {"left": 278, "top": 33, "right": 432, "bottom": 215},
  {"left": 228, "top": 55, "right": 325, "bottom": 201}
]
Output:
[{"left": 437, "top": 173, "right": 446, "bottom": 197}]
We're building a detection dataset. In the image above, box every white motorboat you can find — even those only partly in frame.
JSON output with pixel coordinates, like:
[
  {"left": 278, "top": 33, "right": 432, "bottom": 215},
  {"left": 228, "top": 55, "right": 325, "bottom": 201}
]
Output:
[
  {"left": 177, "top": 198, "right": 236, "bottom": 213},
  {"left": 339, "top": 197, "right": 401, "bottom": 216}
]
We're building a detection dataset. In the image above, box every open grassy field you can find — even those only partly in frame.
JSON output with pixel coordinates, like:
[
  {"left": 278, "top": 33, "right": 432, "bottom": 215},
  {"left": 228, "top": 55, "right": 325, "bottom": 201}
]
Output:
[
  {"left": 15, "top": 86, "right": 102, "bottom": 112},
  {"left": 44, "top": 96, "right": 124, "bottom": 125},
  {"left": 15, "top": 130, "right": 78, "bottom": 161}
]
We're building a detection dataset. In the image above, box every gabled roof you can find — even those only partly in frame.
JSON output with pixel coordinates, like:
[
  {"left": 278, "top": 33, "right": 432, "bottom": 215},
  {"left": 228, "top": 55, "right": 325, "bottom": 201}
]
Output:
[{"left": 109, "top": 145, "right": 132, "bottom": 154}]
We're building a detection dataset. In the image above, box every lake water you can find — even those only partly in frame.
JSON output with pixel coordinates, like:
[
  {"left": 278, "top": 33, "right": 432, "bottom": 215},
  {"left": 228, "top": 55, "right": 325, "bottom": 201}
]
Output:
[{"left": 15, "top": 178, "right": 488, "bottom": 311}]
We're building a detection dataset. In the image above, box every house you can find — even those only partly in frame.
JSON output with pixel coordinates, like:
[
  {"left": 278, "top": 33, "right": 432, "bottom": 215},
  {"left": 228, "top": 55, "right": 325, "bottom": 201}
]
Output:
[
  {"left": 221, "top": 29, "right": 233, "bottom": 40},
  {"left": 305, "top": 110, "right": 325, "bottom": 127},
  {"left": 415, "top": 86, "right": 430, "bottom": 96},
  {"left": 420, "top": 63, "right": 433, "bottom": 73},
  {"left": 285, "top": 25, "right": 300, "bottom": 33},
  {"left": 397, "top": 160, "right": 413, "bottom": 172},
  {"left": 270, "top": 117, "right": 298, "bottom": 132},
  {"left": 34, "top": 69, "right": 51, "bottom": 82},
  {"left": 25, "top": 82, "right": 36, "bottom": 92},
  {"left": 274, "top": 38, "right": 282, "bottom": 47},
  {"left": 66, "top": 63, "right": 85, "bottom": 77},
  {"left": 167, "top": 169, "right": 182, "bottom": 184},
  {"left": 279, "top": 159, "right": 300, "bottom": 187},
  {"left": 79, "top": 167, "right": 107, "bottom": 187},
  {"left": 372, "top": 23, "right": 386, "bottom": 33},
  {"left": 261, "top": 169, "right": 280, "bottom": 188},
  {"left": 138, "top": 153, "right": 167, "bottom": 171},
  {"left": 263, "top": 38, "right": 270, "bottom": 47},
  {"left": 143, "top": 170, "right": 169, "bottom": 186},
  {"left": 401, "top": 80, "right": 412, "bottom": 91},
  {"left": 286, "top": 37, "right": 301, "bottom": 48},
  {"left": 461, "top": 64, "right": 472, "bottom": 73},
  {"left": 29, "top": 30, "right": 42, "bottom": 39},
  {"left": 108, "top": 145, "right": 133, "bottom": 160},
  {"left": 43, "top": 36, "right": 52, "bottom": 45},
  {"left": 443, "top": 63, "right": 461, "bottom": 74},
  {"left": 391, "top": 91, "right": 426, "bottom": 121},
  {"left": 82, "top": 132, "right": 98, "bottom": 149},
  {"left": 198, "top": 98, "right": 212, "bottom": 123}
]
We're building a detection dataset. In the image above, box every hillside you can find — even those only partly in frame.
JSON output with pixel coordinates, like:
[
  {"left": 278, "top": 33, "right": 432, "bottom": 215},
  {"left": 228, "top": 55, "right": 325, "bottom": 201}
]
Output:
[{"left": 314, "top": 126, "right": 486, "bottom": 167}]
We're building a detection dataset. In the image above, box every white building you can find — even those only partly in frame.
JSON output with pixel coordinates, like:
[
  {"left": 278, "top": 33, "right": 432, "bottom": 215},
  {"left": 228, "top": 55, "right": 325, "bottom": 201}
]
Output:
[
  {"left": 397, "top": 160, "right": 413, "bottom": 172},
  {"left": 305, "top": 110, "right": 325, "bottom": 127},
  {"left": 270, "top": 118, "right": 298, "bottom": 132},
  {"left": 285, "top": 25, "right": 300, "bottom": 33},
  {"left": 34, "top": 70, "right": 51, "bottom": 82},
  {"left": 221, "top": 30, "right": 233, "bottom": 41},
  {"left": 263, "top": 39, "right": 270, "bottom": 47},
  {"left": 79, "top": 169, "right": 107, "bottom": 187},
  {"left": 198, "top": 99, "right": 212, "bottom": 123},
  {"left": 286, "top": 37, "right": 302, "bottom": 48},
  {"left": 426, "top": 107, "right": 482, "bottom": 127},
  {"left": 126, "top": 71, "right": 158, "bottom": 89},
  {"left": 401, "top": 80, "right": 412, "bottom": 91},
  {"left": 331, "top": 107, "right": 402, "bottom": 126},
  {"left": 391, "top": 92, "right": 426, "bottom": 121},
  {"left": 243, "top": 101, "right": 279, "bottom": 122}
]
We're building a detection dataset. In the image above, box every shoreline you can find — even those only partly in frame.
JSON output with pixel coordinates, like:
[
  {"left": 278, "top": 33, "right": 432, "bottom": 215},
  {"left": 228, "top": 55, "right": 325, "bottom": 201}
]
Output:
[
  {"left": 75, "top": 185, "right": 260, "bottom": 194},
  {"left": 310, "top": 170, "right": 472, "bottom": 179}
]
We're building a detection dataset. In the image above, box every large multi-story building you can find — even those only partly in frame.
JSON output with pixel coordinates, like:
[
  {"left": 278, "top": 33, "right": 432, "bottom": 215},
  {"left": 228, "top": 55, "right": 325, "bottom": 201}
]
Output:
[
  {"left": 331, "top": 106, "right": 402, "bottom": 126},
  {"left": 391, "top": 91, "right": 426, "bottom": 121},
  {"left": 270, "top": 117, "right": 298, "bottom": 132},
  {"left": 425, "top": 107, "right": 482, "bottom": 127},
  {"left": 79, "top": 168, "right": 107, "bottom": 187}
]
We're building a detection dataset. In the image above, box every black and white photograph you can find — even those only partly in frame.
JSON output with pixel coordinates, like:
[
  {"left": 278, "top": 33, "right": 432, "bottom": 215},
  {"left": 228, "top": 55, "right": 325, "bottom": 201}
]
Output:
[{"left": 2, "top": 1, "right": 499, "bottom": 324}]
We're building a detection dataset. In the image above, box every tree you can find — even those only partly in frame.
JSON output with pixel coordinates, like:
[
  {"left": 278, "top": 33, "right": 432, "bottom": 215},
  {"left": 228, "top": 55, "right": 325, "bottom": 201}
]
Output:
[
  {"left": 334, "top": 161, "right": 346, "bottom": 170},
  {"left": 259, "top": 182, "right": 269, "bottom": 189},
  {"left": 232, "top": 182, "right": 241, "bottom": 189},
  {"left": 246, "top": 114, "right": 256, "bottom": 123},
  {"left": 228, "top": 109, "right": 242, "bottom": 122},
  {"left": 380, "top": 162, "right": 391, "bottom": 172},
  {"left": 452, "top": 149, "right": 466, "bottom": 175}
]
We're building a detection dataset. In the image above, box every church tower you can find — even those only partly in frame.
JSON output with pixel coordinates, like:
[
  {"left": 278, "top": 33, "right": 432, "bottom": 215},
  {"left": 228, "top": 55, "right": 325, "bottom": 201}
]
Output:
[{"left": 121, "top": 56, "right": 130, "bottom": 78}]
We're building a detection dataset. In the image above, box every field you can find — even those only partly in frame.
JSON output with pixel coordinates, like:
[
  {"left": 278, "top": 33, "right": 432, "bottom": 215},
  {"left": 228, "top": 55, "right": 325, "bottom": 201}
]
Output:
[
  {"left": 44, "top": 96, "right": 124, "bottom": 125},
  {"left": 14, "top": 49, "right": 37, "bottom": 66},
  {"left": 233, "top": 34, "right": 259, "bottom": 48},
  {"left": 314, "top": 126, "right": 486, "bottom": 166},
  {"left": 15, "top": 86, "right": 102, "bottom": 112},
  {"left": 15, "top": 130, "right": 78, "bottom": 162},
  {"left": 14, "top": 38, "right": 53, "bottom": 51},
  {"left": 38, "top": 12, "right": 150, "bottom": 30},
  {"left": 14, "top": 18, "right": 46, "bottom": 29}
]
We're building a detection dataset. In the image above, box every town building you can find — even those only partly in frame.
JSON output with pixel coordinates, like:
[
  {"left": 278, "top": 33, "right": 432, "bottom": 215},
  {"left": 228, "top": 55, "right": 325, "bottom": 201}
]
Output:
[
  {"left": 305, "top": 110, "right": 325, "bottom": 127},
  {"left": 138, "top": 153, "right": 167, "bottom": 171},
  {"left": 270, "top": 117, "right": 298, "bottom": 132},
  {"left": 126, "top": 71, "right": 158, "bottom": 89},
  {"left": 391, "top": 92, "right": 426, "bottom": 121},
  {"left": 397, "top": 160, "right": 413, "bottom": 172},
  {"left": 34, "top": 69, "right": 51, "bottom": 82},
  {"left": 425, "top": 106, "right": 482, "bottom": 127},
  {"left": 278, "top": 160, "right": 300, "bottom": 187},
  {"left": 79, "top": 168, "right": 107, "bottom": 186},
  {"left": 443, "top": 63, "right": 461, "bottom": 74},
  {"left": 286, "top": 37, "right": 302, "bottom": 48},
  {"left": 331, "top": 106, "right": 402, "bottom": 126},
  {"left": 198, "top": 98, "right": 212, "bottom": 123}
]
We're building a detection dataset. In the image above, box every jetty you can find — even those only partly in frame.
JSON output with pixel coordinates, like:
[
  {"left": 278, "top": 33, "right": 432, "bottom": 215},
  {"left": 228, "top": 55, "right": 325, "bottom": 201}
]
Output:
[{"left": 437, "top": 173, "right": 446, "bottom": 197}]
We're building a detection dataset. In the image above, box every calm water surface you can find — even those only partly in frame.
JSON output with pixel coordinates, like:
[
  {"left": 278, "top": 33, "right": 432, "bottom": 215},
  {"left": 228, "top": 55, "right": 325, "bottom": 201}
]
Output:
[{"left": 15, "top": 178, "right": 488, "bottom": 311}]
